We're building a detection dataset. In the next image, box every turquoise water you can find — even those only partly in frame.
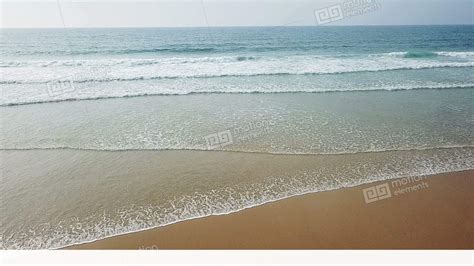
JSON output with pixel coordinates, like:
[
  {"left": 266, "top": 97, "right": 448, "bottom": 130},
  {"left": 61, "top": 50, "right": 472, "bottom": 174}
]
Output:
[
  {"left": 1, "top": 26, "right": 473, "bottom": 105},
  {"left": 1, "top": 26, "right": 473, "bottom": 249},
  {"left": 1, "top": 26, "right": 473, "bottom": 153}
]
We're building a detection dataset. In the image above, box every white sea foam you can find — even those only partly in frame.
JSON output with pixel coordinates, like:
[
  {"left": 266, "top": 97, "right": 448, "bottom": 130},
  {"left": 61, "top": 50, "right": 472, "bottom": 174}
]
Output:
[
  {"left": 2, "top": 50, "right": 472, "bottom": 105},
  {"left": 1, "top": 82, "right": 473, "bottom": 107},
  {"left": 436, "top": 51, "right": 474, "bottom": 58},
  {"left": 1, "top": 52, "right": 473, "bottom": 84},
  {"left": 1, "top": 51, "right": 472, "bottom": 69},
  {"left": 1, "top": 148, "right": 472, "bottom": 249}
]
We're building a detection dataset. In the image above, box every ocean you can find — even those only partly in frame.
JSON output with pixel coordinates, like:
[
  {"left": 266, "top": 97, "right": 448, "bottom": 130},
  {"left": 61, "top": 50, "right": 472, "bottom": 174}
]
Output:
[{"left": 1, "top": 26, "right": 473, "bottom": 249}]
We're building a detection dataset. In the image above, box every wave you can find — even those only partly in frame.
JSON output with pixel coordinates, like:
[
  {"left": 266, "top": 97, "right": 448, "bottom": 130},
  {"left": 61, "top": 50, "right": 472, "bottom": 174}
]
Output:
[
  {"left": 436, "top": 51, "right": 474, "bottom": 58},
  {"left": 0, "top": 56, "right": 260, "bottom": 68},
  {"left": 2, "top": 51, "right": 472, "bottom": 68},
  {"left": 2, "top": 84, "right": 473, "bottom": 107},
  {"left": 118, "top": 47, "right": 217, "bottom": 54},
  {"left": 3, "top": 44, "right": 382, "bottom": 56},
  {"left": 386, "top": 51, "right": 474, "bottom": 59},
  {"left": 404, "top": 51, "right": 438, "bottom": 58},
  {"left": 1, "top": 63, "right": 473, "bottom": 85},
  {"left": 5, "top": 47, "right": 221, "bottom": 56}
]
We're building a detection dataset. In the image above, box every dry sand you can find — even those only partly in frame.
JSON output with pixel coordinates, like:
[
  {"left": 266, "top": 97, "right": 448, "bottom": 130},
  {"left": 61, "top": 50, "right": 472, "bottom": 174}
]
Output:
[{"left": 70, "top": 170, "right": 473, "bottom": 249}]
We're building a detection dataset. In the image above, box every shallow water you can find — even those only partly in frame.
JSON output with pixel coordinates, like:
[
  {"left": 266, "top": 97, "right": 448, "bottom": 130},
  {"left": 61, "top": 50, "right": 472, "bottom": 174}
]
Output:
[
  {"left": 1, "top": 26, "right": 473, "bottom": 249},
  {"left": 1, "top": 89, "right": 472, "bottom": 154},
  {"left": 1, "top": 148, "right": 472, "bottom": 249}
]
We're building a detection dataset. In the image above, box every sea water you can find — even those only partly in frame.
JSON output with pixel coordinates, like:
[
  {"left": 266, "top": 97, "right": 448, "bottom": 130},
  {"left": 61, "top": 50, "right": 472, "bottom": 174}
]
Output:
[{"left": 1, "top": 26, "right": 473, "bottom": 249}]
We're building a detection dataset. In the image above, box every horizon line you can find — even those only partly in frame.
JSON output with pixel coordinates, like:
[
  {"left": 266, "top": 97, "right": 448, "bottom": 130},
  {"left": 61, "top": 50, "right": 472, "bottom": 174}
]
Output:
[{"left": 1, "top": 24, "right": 473, "bottom": 29}]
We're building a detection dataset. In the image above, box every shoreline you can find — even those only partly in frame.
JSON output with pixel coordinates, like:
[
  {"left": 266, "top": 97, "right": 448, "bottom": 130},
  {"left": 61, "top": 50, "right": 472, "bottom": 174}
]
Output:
[
  {"left": 3, "top": 147, "right": 471, "bottom": 249},
  {"left": 69, "top": 170, "right": 473, "bottom": 249}
]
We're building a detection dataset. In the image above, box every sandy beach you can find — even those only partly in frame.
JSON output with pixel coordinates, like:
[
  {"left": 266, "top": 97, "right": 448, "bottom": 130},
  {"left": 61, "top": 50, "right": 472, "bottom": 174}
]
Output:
[{"left": 70, "top": 170, "right": 473, "bottom": 249}]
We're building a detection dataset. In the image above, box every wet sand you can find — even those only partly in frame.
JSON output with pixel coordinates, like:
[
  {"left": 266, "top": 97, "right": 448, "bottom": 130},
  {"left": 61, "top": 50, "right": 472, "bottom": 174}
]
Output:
[{"left": 70, "top": 170, "right": 473, "bottom": 249}]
